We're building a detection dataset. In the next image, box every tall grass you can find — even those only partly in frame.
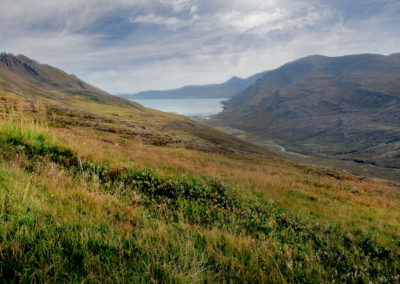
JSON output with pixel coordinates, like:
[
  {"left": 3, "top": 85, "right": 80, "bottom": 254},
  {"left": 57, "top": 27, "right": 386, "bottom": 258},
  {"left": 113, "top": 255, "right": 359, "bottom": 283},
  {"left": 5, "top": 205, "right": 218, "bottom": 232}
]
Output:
[
  {"left": 0, "top": 119, "right": 399, "bottom": 282},
  {"left": 0, "top": 93, "right": 398, "bottom": 282}
]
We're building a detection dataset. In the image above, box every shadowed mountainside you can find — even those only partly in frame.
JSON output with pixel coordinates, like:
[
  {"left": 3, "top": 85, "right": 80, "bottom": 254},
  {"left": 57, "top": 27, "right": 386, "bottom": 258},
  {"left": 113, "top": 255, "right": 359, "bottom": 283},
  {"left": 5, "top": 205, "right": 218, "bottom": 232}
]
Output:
[
  {"left": 118, "top": 71, "right": 268, "bottom": 99},
  {"left": 214, "top": 53, "right": 400, "bottom": 168}
]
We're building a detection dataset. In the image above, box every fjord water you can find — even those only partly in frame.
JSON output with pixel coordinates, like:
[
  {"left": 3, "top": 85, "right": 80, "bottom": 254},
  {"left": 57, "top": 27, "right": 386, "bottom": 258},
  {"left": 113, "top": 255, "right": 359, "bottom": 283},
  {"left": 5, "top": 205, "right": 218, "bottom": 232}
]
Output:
[{"left": 131, "top": 98, "right": 228, "bottom": 119}]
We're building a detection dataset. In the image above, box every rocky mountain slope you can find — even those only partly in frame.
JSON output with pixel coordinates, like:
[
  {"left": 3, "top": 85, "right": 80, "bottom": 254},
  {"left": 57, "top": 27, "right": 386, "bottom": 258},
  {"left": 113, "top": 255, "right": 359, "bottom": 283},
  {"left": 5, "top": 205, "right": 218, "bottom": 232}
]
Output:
[
  {"left": 215, "top": 53, "right": 400, "bottom": 168},
  {"left": 0, "top": 53, "right": 143, "bottom": 108}
]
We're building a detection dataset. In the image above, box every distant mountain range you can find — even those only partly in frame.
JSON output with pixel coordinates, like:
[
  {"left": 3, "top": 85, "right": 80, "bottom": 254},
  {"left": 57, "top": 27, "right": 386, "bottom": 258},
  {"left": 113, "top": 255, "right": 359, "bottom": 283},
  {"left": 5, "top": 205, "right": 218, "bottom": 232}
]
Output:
[
  {"left": 118, "top": 71, "right": 268, "bottom": 99},
  {"left": 214, "top": 53, "right": 400, "bottom": 168}
]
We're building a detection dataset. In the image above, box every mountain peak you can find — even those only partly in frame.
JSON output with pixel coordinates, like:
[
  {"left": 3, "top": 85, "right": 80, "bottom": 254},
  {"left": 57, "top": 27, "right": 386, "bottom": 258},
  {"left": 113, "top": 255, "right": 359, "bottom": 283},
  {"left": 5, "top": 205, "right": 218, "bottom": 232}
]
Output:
[
  {"left": 0, "top": 51, "right": 13, "bottom": 58},
  {"left": 0, "top": 52, "right": 144, "bottom": 109},
  {"left": 227, "top": 76, "right": 243, "bottom": 82},
  {"left": 1, "top": 52, "right": 18, "bottom": 65},
  {"left": 121, "top": 73, "right": 260, "bottom": 99},
  {"left": 0, "top": 52, "right": 40, "bottom": 76}
]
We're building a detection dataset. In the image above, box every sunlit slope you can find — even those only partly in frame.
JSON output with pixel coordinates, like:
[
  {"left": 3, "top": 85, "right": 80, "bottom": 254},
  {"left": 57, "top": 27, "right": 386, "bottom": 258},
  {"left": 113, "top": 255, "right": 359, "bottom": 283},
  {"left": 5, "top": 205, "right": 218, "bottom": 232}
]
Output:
[{"left": 0, "top": 53, "right": 268, "bottom": 155}]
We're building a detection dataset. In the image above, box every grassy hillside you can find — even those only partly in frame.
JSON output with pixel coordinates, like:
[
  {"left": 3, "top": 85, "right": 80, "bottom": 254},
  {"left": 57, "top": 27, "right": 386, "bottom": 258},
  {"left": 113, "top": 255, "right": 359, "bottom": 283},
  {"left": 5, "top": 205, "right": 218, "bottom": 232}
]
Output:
[
  {"left": 0, "top": 53, "right": 268, "bottom": 155},
  {"left": 214, "top": 53, "right": 400, "bottom": 170},
  {"left": 0, "top": 54, "right": 399, "bottom": 282}
]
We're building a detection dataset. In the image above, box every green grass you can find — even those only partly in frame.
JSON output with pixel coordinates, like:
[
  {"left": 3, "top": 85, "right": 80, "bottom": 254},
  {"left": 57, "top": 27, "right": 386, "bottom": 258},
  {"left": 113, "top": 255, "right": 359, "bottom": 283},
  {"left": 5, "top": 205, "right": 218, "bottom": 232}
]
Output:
[{"left": 0, "top": 123, "right": 399, "bottom": 282}]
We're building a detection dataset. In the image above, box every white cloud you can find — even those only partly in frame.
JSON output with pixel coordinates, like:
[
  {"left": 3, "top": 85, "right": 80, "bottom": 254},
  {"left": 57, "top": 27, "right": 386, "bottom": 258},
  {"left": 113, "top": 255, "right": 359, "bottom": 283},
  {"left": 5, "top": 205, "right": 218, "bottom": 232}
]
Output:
[
  {"left": 131, "top": 14, "right": 187, "bottom": 29},
  {"left": 158, "top": 0, "right": 196, "bottom": 13},
  {"left": 190, "top": 5, "right": 199, "bottom": 14},
  {"left": 218, "top": 9, "right": 285, "bottom": 33},
  {"left": 0, "top": 0, "right": 164, "bottom": 33},
  {"left": 0, "top": 0, "right": 398, "bottom": 94}
]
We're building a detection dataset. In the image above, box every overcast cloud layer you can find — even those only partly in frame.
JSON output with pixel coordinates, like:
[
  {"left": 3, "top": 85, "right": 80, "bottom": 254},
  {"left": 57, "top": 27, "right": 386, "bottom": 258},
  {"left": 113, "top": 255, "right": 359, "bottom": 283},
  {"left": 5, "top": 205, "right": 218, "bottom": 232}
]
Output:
[{"left": 1, "top": 0, "right": 399, "bottom": 93}]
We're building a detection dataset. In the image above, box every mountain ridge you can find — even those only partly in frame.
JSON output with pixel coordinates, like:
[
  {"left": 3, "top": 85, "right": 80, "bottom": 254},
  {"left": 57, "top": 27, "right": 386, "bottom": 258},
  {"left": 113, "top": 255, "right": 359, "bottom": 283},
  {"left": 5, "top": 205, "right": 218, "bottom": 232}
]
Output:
[
  {"left": 0, "top": 52, "right": 145, "bottom": 109},
  {"left": 118, "top": 70, "right": 269, "bottom": 99},
  {"left": 214, "top": 53, "right": 400, "bottom": 168}
]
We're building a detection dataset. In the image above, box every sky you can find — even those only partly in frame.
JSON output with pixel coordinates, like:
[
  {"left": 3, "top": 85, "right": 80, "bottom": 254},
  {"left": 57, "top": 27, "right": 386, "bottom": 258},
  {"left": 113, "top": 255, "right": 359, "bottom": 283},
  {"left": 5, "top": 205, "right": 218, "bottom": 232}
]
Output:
[{"left": 1, "top": 0, "right": 399, "bottom": 94}]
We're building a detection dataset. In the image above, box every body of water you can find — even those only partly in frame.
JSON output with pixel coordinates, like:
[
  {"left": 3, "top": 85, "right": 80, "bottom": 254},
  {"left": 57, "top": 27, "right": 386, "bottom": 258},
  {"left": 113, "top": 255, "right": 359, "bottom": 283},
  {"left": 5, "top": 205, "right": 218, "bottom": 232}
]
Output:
[{"left": 131, "top": 98, "right": 228, "bottom": 119}]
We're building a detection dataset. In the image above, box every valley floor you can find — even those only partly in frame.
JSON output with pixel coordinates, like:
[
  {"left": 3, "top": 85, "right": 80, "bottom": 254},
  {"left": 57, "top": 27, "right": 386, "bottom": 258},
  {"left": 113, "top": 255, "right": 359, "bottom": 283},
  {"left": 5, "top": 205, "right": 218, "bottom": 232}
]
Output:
[{"left": 211, "top": 124, "right": 400, "bottom": 184}]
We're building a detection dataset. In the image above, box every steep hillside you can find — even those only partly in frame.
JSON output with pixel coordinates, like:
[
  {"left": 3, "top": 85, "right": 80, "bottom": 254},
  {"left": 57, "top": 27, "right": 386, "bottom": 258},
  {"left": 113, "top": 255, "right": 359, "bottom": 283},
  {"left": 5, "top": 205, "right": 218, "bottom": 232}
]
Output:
[
  {"left": 119, "top": 71, "right": 268, "bottom": 99},
  {"left": 0, "top": 53, "right": 399, "bottom": 282},
  {"left": 0, "top": 52, "right": 268, "bottom": 155},
  {"left": 215, "top": 53, "right": 400, "bottom": 169},
  {"left": 0, "top": 53, "right": 143, "bottom": 108}
]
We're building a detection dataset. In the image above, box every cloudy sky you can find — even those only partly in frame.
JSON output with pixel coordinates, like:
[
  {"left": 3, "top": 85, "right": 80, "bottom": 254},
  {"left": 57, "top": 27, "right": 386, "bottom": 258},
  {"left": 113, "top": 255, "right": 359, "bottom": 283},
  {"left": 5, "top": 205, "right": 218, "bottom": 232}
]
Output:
[{"left": 1, "top": 0, "right": 399, "bottom": 94}]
